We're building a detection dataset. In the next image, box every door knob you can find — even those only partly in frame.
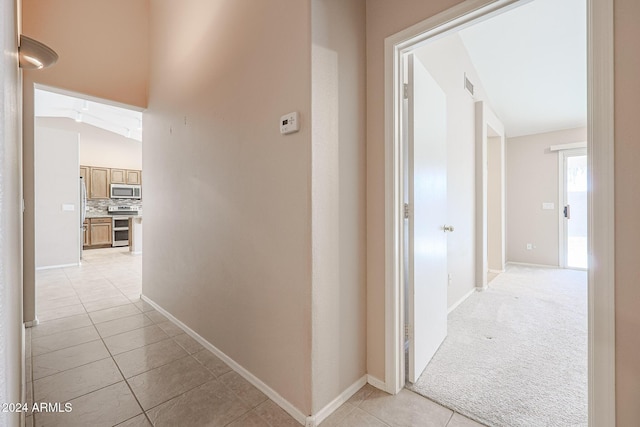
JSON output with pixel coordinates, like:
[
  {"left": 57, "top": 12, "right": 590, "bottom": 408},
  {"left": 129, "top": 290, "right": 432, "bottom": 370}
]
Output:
[{"left": 443, "top": 225, "right": 454, "bottom": 232}]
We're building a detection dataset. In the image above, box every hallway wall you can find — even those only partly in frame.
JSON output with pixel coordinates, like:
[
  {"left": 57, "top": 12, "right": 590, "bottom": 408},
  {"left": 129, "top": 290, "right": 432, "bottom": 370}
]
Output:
[
  {"left": 0, "top": 0, "right": 23, "bottom": 424},
  {"left": 144, "top": 0, "right": 313, "bottom": 416}
]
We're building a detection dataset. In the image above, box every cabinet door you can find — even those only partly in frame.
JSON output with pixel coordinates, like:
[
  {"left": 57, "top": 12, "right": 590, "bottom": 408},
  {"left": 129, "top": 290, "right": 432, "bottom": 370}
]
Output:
[
  {"left": 80, "top": 166, "right": 91, "bottom": 199},
  {"left": 126, "top": 170, "right": 141, "bottom": 185},
  {"left": 90, "top": 167, "right": 110, "bottom": 199},
  {"left": 111, "top": 169, "right": 126, "bottom": 184},
  {"left": 90, "top": 221, "right": 112, "bottom": 246},
  {"left": 83, "top": 220, "right": 90, "bottom": 247}
]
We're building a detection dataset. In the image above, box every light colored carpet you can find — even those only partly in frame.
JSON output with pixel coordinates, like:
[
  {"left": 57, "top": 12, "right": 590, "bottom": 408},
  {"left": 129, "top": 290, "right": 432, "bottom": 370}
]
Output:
[{"left": 407, "top": 265, "right": 588, "bottom": 427}]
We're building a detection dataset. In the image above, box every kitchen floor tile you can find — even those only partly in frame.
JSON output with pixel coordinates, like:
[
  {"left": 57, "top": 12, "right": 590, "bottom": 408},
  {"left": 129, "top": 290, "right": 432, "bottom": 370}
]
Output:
[
  {"left": 103, "top": 325, "right": 168, "bottom": 355},
  {"left": 172, "top": 333, "right": 204, "bottom": 354},
  {"left": 38, "top": 304, "right": 87, "bottom": 323},
  {"left": 94, "top": 313, "right": 154, "bottom": 338},
  {"left": 218, "top": 371, "right": 268, "bottom": 409},
  {"left": 359, "top": 389, "right": 452, "bottom": 427},
  {"left": 192, "top": 349, "right": 232, "bottom": 378},
  {"left": 33, "top": 381, "right": 142, "bottom": 427},
  {"left": 33, "top": 358, "right": 123, "bottom": 403},
  {"left": 82, "top": 295, "right": 132, "bottom": 312},
  {"left": 127, "top": 356, "right": 213, "bottom": 410},
  {"left": 32, "top": 340, "right": 110, "bottom": 380},
  {"left": 145, "top": 379, "right": 249, "bottom": 427},
  {"left": 31, "top": 314, "right": 93, "bottom": 339},
  {"left": 37, "top": 295, "right": 83, "bottom": 311},
  {"left": 88, "top": 304, "right": 141, "bottom": 324},
  {"left": 113, "top": 339, "right": 188, "bottom": 378},
  {"left": 253, "top": 400, "right": 300, "bottom": 427},
  {"left": 32, "top": 325, "right": 99, "bottom": 356}
]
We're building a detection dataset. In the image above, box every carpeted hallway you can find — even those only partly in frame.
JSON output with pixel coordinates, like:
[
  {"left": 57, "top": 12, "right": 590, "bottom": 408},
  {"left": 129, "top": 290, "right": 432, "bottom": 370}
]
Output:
[{"left": 407, "top": 265, "right": 587, "bottom": 427}]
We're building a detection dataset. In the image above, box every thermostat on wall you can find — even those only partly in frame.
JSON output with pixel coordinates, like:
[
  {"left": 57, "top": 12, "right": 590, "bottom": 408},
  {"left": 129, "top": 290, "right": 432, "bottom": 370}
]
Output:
[{"left": 280, "top": 112, "right": 299, "bottom": 135}]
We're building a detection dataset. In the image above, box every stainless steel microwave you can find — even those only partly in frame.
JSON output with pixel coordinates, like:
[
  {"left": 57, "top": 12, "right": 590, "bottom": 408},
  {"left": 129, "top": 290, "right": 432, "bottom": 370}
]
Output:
[{"left": 110, "top": 184, "right": 141, "bottom": 199}]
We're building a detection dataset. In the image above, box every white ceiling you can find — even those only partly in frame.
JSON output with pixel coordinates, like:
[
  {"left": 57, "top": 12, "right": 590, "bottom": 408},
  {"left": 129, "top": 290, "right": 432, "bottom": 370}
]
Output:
[
  {"left": 35, "top": 89, "right": 143, "bottom": 142},
  {"left": 457, "top": 0, "right": 587, "bottom": 137}
]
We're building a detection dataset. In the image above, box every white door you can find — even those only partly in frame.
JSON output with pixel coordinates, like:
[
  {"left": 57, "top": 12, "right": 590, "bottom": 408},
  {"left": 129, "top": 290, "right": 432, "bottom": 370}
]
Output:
[
  {"left": 561, "top": 149, "right": 588, "bottom": 269},
  {"left": 406, "top": 54, "right": 449, "bottom": 383}
]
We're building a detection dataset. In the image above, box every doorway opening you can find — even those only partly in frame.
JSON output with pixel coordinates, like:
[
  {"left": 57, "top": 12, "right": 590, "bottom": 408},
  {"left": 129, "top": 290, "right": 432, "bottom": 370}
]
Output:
[
  {"left": 383, "top": 0, "right": 614, "bottom": 425},
  {"left": 32, "top": 85, "right": 144, "bottom": 324}
]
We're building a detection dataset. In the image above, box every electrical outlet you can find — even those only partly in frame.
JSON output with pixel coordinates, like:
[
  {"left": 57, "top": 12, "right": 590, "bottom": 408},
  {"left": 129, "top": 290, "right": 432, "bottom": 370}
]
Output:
[{"left": 448, "top": 274, "right": 452, "bottom": 286}]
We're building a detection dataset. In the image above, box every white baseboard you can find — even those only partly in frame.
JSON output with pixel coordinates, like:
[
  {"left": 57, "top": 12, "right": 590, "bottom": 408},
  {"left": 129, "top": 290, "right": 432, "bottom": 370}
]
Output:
[
  {"left": 506, "top": 261, "right": 559, "bottom": 269},
  {"left": 448, "top": 288, "right": 476, "bottom": 314},
  {"left": 141, "top": 295, "right": 308, "bottom": 426},
  {"left": 36, "top": 263, "right": 79, "bottom": 271},
  {"left": 367, "top": 375, "right": 388, "bottom": 392},
  {"left": 306, "top": 375, "right": 367, "bottom": 427},
  {"left": 24, "top": 318, "right": 39, "bottom": 328}
]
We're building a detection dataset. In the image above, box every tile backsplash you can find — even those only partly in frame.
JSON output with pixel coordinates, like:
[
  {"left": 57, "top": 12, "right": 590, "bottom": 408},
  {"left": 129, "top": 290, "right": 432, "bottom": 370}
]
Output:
[{"left": 87, "top": 199, "right": 143, "bottom": 215}]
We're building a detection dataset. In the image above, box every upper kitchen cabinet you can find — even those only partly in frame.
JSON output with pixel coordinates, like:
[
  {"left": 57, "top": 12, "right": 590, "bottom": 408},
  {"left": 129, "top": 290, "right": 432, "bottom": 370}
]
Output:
[
  {"left": 126, "top": 170, "right": 141, "bottom": 185},
  {"left": 90, "top": 167, "right": 111, "bottom": 199},
  {"left": 112, "top": 168, "right": 141, "bottom": 185}
]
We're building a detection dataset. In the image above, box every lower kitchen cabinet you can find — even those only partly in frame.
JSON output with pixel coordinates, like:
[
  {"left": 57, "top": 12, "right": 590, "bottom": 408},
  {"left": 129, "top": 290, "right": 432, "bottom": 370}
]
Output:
[
  {"left": 84, "top": 217, "right": 112, "bottom": 248},
  {"left": 83, "top": 220, "right": 90, "bottom": 247}
]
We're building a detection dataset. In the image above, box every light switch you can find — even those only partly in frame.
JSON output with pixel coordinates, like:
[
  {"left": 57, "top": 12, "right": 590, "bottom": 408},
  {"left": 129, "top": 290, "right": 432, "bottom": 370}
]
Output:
[
  {"left": 280, "top": 112, "right": 299, "bottom": 135},
  {"left": 62, "top": 204, "right": 75, "bottom": 211},
  {"left": 542, "top": 202, "right": 554, "bottom": 210}
]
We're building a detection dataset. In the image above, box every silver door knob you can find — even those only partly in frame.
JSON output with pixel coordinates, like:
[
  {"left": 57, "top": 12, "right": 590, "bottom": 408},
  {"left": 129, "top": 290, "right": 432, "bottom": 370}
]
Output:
[{"left": 443, "top": 225, "right": 454, "bottom": 232}]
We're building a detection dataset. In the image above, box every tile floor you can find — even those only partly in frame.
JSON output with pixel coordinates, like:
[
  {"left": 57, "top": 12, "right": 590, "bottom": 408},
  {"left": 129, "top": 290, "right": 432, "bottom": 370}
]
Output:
[{"left": 26, "top": 247, "right": 484, "bottom": 427}]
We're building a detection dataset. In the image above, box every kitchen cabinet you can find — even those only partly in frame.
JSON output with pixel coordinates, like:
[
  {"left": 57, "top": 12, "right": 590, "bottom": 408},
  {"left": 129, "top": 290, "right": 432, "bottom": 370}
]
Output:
[
  {"left": 89, "top": 167, "right": 110, "bottom": 199},
  {"left": 126, "top": 170, "right": 141, "bottom": 185},
  {"left": 110, "top": 168, "right": 126, "bottom": 184},
  {"left": 85, "top": 217, "right": 112, "bottom": 248},
  {"left": 113, "top": 168, "right": 141, "bottom": 185}
]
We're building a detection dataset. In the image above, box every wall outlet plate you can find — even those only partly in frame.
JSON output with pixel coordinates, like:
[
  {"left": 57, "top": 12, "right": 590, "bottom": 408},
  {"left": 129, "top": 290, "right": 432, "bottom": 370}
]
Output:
[{"left": 280, "top": 112, "right": 299, "bottom": 135}]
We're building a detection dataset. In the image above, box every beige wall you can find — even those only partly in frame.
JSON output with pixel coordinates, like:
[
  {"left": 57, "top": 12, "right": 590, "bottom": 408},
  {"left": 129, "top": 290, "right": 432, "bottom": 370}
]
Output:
[
  {"left": 145, "top": 0, "right": 313, "bottom": 415},
  {"left": 614, "top": 0, "right": 640, "bottom": 423},
  {"left": 22, "top": 0, "right": 149, "bottom": 322},
  {"left": 415, "top": 34, "right": 496, "bottom": 307},
  {"left": 1, "top": 0, "right": 23, "bottom": 423},
  {"left": 506, "top": 128, "right": 586, "bottom": 266},
  {"left": 35, "top": 126, "right": 80, "bottom": 269},
  {"left": 37, "top": 117, "right": 143, "bottom": 170},
  {"left": 311, "top": 0, "right": 366, "bottom": 412}
]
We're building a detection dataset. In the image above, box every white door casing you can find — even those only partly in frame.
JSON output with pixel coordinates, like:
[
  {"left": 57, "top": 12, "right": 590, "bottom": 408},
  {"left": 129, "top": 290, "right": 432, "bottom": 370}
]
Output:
[{"left": 406, "top": 54, "right": 448, "bottom": 383}]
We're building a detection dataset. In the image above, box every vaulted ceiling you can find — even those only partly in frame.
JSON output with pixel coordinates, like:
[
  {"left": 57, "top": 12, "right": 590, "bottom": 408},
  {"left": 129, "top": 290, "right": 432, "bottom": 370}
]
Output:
[{"left": 458, "top": 0, "right": 587, "bottom": 137}]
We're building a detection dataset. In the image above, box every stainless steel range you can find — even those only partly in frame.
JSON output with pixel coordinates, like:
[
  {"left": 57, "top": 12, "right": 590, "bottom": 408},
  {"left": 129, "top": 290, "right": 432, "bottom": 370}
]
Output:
[{"left": 108, "top": 206, "right": 141, "bottom": 247}]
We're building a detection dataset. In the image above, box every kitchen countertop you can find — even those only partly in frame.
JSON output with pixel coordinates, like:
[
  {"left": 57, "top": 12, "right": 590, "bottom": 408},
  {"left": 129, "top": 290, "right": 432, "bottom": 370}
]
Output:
[{"left": 85, "top": 212, "right": 143, "bottom": 219}]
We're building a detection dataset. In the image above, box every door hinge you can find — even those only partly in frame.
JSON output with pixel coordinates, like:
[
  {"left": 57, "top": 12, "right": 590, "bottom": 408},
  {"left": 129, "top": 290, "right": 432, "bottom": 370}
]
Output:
[
  {"left": 403, "top": 203, "right": 410, "bottom": 219},
  {"left": 405, "top": 324, "right": 411, "bottom": 339},
  {"left": 403, "top": 83, "right": 409, "bottom": 100}
]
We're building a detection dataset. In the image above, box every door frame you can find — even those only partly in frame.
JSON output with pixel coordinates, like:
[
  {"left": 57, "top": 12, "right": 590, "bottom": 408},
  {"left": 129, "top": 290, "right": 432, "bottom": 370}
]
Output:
[
  {"left": 383, "top": 0, "right": 615, "bottom": 426},
  {"left": 558, "top": 147, "right": 588, "bottom": 269}
]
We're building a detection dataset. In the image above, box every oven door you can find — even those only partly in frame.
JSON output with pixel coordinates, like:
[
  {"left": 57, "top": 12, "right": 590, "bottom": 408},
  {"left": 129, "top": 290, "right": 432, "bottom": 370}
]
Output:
[{"left": 112, "top": 217, "right": 130, "bottom": 247}]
